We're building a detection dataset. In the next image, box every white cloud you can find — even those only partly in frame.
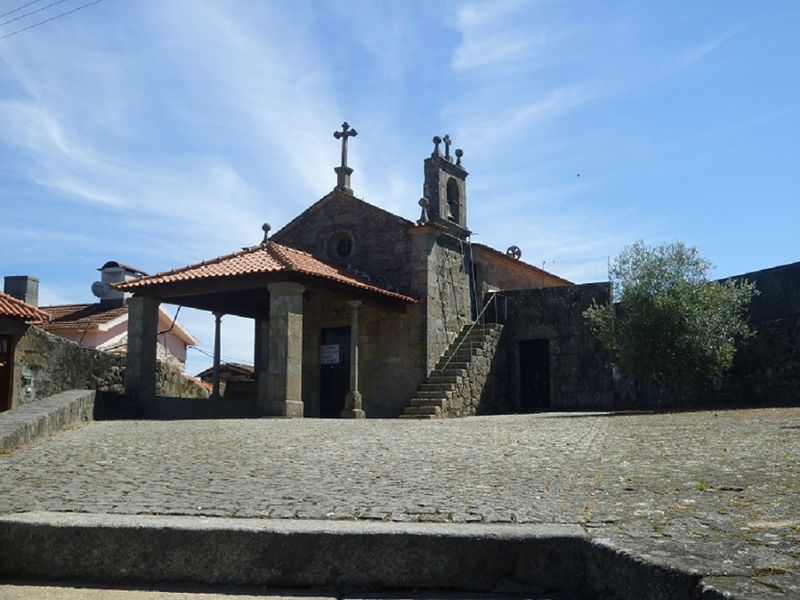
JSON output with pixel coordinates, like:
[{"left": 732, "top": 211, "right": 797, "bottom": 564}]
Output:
[{"left": 453, "top": 0, "right": 550, "bottom": 73}]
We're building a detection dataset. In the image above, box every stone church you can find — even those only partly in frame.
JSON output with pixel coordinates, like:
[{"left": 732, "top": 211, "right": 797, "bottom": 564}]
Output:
[{"left": 119, "top": 125, "right": 613, "bottom": 418}]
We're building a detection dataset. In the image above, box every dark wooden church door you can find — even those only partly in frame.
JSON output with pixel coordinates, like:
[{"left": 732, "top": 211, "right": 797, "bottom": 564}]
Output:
[
  {"left": 519, "top": 339, "right": 551, "bottom": 411},
  {"left": 319, "top": 326, "right": 350, "bottom": 417},
  {"left": 0, "top": 335, "right": 12, "bottom": 412}
]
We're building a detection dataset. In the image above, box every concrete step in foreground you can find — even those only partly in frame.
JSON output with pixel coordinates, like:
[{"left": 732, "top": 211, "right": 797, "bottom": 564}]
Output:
[
  {"left": 0, "top": 512, "right": 730, "bottom": 600},
  {"left": 0, "top": 583, "right": 581, "bottom": 599}
]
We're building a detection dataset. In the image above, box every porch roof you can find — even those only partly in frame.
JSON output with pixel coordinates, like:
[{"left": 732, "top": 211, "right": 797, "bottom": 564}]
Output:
[
  {"left": 0, "top": 292, "right": 50, "bottom": 323},
  {"left": 115, "top": 240, "right": 417, "bottom": 318}
]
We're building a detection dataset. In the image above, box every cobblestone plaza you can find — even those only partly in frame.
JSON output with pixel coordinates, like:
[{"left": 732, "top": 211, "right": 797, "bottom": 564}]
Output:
[{"left": 1, "top": 409, "right": 798, "bottom": 597}]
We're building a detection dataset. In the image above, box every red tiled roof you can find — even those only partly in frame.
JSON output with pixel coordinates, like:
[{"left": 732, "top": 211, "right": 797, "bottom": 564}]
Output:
[
  {"left": 115, "top": 241, "right": 417, "bottom": 303},
  {"left": 39, "top": 303, "right": 127, "bottom": 331},
  {"left": 0, "top": 292, "right": 50, "bottom": 322},
  {"left": 196, "top": 362, "right": 255, "bottom": 380}
]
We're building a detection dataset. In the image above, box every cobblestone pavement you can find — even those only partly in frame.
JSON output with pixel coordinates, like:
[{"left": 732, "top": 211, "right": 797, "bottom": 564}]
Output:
[{"left": 0, "top": 409, "right": 798, "bottom": 597}]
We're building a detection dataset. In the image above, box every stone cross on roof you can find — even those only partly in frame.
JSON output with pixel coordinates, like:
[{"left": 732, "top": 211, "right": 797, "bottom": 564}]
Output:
[{"left": 334, "top": 121, "right": 358, "bottom": 194}]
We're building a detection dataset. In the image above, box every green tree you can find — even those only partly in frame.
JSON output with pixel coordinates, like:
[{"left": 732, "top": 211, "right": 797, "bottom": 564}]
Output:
[{"left": 584, "top": 241, "right": 757, "bottom": 402}]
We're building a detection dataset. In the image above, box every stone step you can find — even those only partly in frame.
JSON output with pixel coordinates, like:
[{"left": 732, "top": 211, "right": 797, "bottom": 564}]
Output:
[
  {"left": 398, "top": 413, "right": 438, "bottom": 420},
  {"left": 419, "top": 382, "right": 455, "bottom": 392},
  {"left": 403, "top": 405, "right": 441, "bottom": 416},
  {"left": 427, "top": 375, "right": 461, "bottom": 385},
  {"left": 410, "top": 398, "right": 446, "bottom": 408},
  {"left": 399, "top": 323, "right": 504, "bottom": 420},
  {"left": 448, "top": 348, "right": 484, "bottom": 360},
  {"left": 415, "top": 390, "right": 452, "bottom": 399},
  {"left": 433, "top": 360, "right": 470, "bottom": 371},
  {"left": 431, "top": 367, "right": 467, "bottom": 379}
]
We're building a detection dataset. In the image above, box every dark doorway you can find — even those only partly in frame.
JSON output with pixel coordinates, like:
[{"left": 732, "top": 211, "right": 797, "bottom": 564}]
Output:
[
  {"left": 0, "top": 335, "right": 12, "bottom": 412},
  {"left": 519, "top": 339, "right": 550, "bottom": 411},
  {"left": 319, "top": 326, "right": 351, "bottom": 417}
]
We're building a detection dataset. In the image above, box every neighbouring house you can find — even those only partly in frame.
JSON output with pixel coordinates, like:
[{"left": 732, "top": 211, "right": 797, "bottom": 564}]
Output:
[
  {"left": 197, "top": 362, "right": 255, "bottom": 399},
  {"left": 0, "top": 288, "right": 50, "bottom": 411},
  {"left": 1, "top": 266, "right": 203, "bottom": 412},
  {"left": 197, "top": 362, "right": 255, "bottom": 386},
  {"left": 116, "top": 129, "right": 614, "bottom": 418},
  {"left": 33, "top": 262, "right": 197, "bottom": 369}
]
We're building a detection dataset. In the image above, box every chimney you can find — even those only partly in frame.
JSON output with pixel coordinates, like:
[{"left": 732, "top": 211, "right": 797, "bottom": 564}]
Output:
[
  {"left": 92, "top": 261, "right": 148, "bottom": 306},
  {"left": 4, "top": 276, "right": 40, "bottom": 307}
]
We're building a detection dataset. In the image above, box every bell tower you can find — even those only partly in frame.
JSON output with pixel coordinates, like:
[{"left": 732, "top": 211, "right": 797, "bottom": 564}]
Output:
[{"left": 421, "top": 135, "right": 469, "bottom": 236}]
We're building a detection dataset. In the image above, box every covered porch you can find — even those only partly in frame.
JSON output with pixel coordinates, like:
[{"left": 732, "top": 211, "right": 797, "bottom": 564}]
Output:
[{"left": 116, "top": 239, "right": 417, "bottom": 418}]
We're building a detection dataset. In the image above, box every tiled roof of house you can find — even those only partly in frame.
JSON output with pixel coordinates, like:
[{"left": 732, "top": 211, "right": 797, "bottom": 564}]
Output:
[
  {"left": 38, "top": 303, "right": 128, "bottom": 331},
  {"left": 0, "top": 292, "right": 51, "bottom": 322},
  {"left": 115, "top": 241, "right": 417, "bottom": 303},
  {"left": 196, "top": 362, "right": 255, "bottom": 380}
]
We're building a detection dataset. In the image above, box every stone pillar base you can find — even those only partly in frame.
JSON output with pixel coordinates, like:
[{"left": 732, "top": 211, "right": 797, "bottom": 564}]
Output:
[
  {"left": 262, "top": 400, "right": 304, "bottom": 418},
  {"left": 341, "top": 390, "right": 364, "bottom": 419},
  {"left": 340, "top": 408, "right": 365, "bottom": 419}
]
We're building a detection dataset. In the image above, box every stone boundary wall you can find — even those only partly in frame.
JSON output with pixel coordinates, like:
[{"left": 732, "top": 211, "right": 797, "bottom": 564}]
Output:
[
  {"left": 12, "top": 325, "right": 207, "bottom": 408},
  {"left": 718, "top": 262, "right": 800, "bottom": 405},
  {"left": 615, "top": 261, "right": 800, "bottom": 408},
  {"left": 0, "top": 389, "right": 95, "bottom": 454},
  {"left": 706, "top": 313, "right": 800, "bottom": 407},
  {"left": 728, "top": 260, "right": 800, "bottom": 323},
  {"left": 13, "top": 325, "right": 123, "bottom": 406}
]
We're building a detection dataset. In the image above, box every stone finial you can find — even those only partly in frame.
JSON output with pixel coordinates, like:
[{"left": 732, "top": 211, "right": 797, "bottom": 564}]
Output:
[
  {"left": 261, "top": 223, "right": 271, "bottom": 244},
  {"left": 506, "top": 245, "right": 522, "bottom": 260},
  {"left": 417, "top": 197, "right": 430, "bottom": 226},
  {"left": 455, "top": 148, "right": 464, "bottom": 167},
  {"left": 432, "top": 136, "right": 442, "bottom": 157},
  {"left": 443, "top": 135, "right": 452, "bottom": 161}
]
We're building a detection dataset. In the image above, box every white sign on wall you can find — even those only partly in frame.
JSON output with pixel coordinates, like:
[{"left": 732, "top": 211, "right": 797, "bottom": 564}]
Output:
[{"left": 320, "top": 344, "right": 340, "bottom": 365}]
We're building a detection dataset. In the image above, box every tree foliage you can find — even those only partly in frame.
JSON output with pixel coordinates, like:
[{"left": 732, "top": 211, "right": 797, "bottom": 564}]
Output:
[{"left": 584, "top": 241, "right": 757, "bottom": 396}]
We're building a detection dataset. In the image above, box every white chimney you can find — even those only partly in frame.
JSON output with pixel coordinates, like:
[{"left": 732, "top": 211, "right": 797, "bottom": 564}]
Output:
[{"left": 92, "top": 261, "right": 148, "bottom": 306}]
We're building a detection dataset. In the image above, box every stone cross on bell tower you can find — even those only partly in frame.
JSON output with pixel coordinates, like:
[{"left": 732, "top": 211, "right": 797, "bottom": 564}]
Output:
[{"left": 334, "top": 121, "right": 358, "bottom": 194}]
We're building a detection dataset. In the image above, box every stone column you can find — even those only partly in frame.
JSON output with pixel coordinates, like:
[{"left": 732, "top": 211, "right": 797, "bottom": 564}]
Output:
[
  {"left": 125, "top": 296, "right": 160, "bottom": 405},
  {"left": 254, "top": 317, "right": 270, "bottom": 410},
  {"left": 341, "top": 300, "right": 365, "bottom": 418},
  {"left": 263, "top": 282, "right": 305, "bottom": 417},
  {"left": 211, "top": 311, "right": 223, "bottom": 400}
]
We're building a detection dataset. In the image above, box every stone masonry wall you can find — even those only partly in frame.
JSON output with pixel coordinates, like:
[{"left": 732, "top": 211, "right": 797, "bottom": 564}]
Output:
[
  {"left": 717, "top": 261, "right": 800, "bottom": 406},
  {"left": 302, "top": 293, "right": 426, "bottom": 418},
  {"left": 618, "top": 261, "right": 800, "bottom": 408},
  {"left": 499, "top": 283, "right": 614, "bottom": 411},
  {"left": 12, "top": 324, "right": 124, "bottom": 406},
  {"left": 421, "top": 231, "right": 473, "bottom": 373},
  {"left": 7, "top": 324, "right": 206, "bottom": 408},
  {"left": 272, "top": 191, "right": 418, "bottom": 297},
  {"left": 698, "top": 263, "right": 800, "bottom": 407},
  {"left": 472, "top": 245, "right": 566, "bottom": 299},
  {"left": 446, "top": 325, "right": 507, "bottom": 417},
  {"left": 712, "top": 314, "right": 800, "bottom": 406}
]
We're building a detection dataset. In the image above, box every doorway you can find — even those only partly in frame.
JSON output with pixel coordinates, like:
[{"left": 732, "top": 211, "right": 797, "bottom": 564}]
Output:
[
  {"left": 319, "top": 326, "right": 351, "bottom": 417},
  {"left": 0, "top": 335, "right": 12, "bottom": 412},
  {"left": 519, "top": 339, "right": 550, "bottom": 411}
]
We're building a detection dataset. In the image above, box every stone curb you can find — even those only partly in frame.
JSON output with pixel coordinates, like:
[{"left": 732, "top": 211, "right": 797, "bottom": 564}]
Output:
[
  {"left": 0, "top": 390, "right": 95, "bottom": 454},
  {"left": 0, "top": 512, "right": 736, "bottom": 599}
]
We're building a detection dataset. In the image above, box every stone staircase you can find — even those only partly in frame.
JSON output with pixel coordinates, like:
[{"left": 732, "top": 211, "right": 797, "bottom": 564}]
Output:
[{"left": 400, "top": 323, "right": 503, "bottom": 419}]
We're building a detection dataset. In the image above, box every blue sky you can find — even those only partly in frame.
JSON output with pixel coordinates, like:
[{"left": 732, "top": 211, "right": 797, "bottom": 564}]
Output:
[{"left": 1, "top": 0, "right": 798, "bottom": 375}]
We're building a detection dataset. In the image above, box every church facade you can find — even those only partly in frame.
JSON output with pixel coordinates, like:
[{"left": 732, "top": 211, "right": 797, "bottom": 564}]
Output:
[{"left": 119, "top": 128, "right": 614, "bottom": 418}]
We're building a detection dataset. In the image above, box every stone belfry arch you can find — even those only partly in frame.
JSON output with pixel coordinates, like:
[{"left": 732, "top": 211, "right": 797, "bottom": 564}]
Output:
[{"left": 422, "top": 135, "right": 469, "bottom": 234}]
